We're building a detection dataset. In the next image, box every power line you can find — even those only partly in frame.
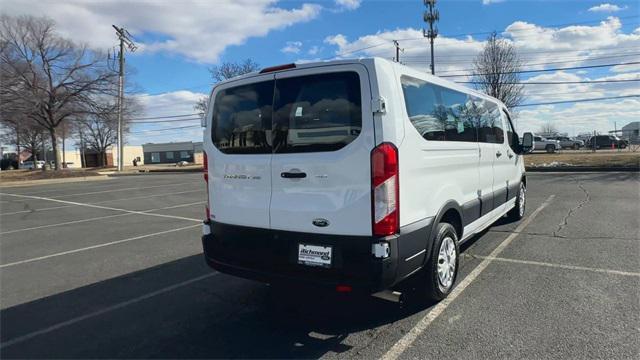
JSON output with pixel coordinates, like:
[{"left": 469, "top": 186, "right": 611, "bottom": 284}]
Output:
[
  {"left": 402, "top": 45, "right": 640, "bottom": 59},
  {"left": 514, "top": 95, "right": 640, "bottom": 107},
  {"left": 458, "top": 79, "right": 640, "bottom": 85},
  {"left": 129, "top": 113, "right": 201, "bottom": 121},
  {"left": 130, "top": 117, "right": 201, "bottom": 124},
  {"left": 431, "top": 53, "right": 640, "bottom": 72},
  {"left": 440, "top": 61, "right": 640, "bottom": 78},
  {"left": 130, "top": 125, "right": 201, "bottom": 134}
]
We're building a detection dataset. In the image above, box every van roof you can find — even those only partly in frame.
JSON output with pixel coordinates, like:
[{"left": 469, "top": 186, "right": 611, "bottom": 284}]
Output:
[{"left": 212, "top": 57, "right": 507, "bottom": 109}]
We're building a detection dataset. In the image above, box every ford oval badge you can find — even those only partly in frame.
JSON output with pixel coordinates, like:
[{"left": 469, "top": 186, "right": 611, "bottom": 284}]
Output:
[{"left": 312, "top": 218, "right": 330, "bottom": 227}]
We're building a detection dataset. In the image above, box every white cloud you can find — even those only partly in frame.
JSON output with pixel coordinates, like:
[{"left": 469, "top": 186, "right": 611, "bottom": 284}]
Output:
[
  {"left": 335, "top": 0, "right": 362, "bottom": 11},
  {"left": 482, "top": 0, "right": 506, "bottom": 5},
  {"left": 1, "top": 0, "right": 321, "bottom": 63},
  {"left": 281, "top": 41, "right": 303, "bottom": 54},
  {"left": 611, "top": 63, "right": 640, "bottom": 73},
  {"left": 128, "top": 90, "right": 207, "bottom": 145},
  {"left": 307, "top": 45, "right": 321, "bottom": 55},
  {"left": 588, "top": 3, "right": 627, "bottom": 13},
  {"left": 322, "top": 17, "right": 640, "bottom": 136}
]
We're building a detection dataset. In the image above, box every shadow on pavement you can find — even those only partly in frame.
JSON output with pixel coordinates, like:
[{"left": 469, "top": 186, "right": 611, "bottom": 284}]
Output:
[{"left": 1, "top": 254, "right": 434, "bottom": 359}]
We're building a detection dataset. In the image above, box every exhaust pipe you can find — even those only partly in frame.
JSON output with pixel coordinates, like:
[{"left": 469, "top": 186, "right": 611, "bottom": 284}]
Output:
[{"left": 372, "top": 290, "right": 403, "bottom": 303}]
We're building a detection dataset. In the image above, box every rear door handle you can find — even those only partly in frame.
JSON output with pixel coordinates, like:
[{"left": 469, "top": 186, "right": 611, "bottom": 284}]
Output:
[
  {"left": 281, "top": 172, "right": 306, "bottom": 179},
  {"left": 496, "top": 151, "right": 502, "bottom": 158},
  {"left": 507, "top": 151, "right": 514, "bottom": 159}
]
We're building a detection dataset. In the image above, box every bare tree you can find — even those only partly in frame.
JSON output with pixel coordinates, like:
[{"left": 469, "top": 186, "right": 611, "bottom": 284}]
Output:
[
  {"left": 473, "top": 32, "right": 525, "bottom": 109},
  {"left": 0, "top": 15, "right": 116, "bottom": 170},
  {"left": 194, "top": 58, "right": 260, "bottom": 115},
  {"left": 539, "top": 122, "right": 559, "bottom": 135},
  {"left": 77, "top": 96, "right": 141, "bottom": 167}
]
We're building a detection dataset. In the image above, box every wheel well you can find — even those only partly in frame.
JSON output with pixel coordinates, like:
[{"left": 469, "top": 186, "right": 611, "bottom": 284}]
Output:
[
  {"left": 522, "top": 175, "right": 527, "bottom": 187},
  {"left": 440, "top": 208, "right": 463, "bottom": 239}
]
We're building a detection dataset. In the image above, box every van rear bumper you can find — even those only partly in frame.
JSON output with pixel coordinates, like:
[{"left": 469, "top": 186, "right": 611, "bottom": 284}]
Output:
[{"left": 202, "top": 220, "right": 431, "bottom": 293}]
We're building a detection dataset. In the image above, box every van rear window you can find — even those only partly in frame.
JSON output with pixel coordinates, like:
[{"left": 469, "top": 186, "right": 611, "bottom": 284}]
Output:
[
  {"left": 211, "top": 72, "right": 361, "bottom": 155},
  {"left": 273, "top": 72, "right": 362, "bottom": 153},
  {"left": 211, "top": 80, "right": 274, "bottom": 154}
]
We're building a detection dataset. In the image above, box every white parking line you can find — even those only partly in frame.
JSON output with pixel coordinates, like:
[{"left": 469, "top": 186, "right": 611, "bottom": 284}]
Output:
[
  {"left": 3, "top": 181, "right": 200, "bottom": 201},
  {"left": 0, "top": 272, "right": 218, "bottom": 349},
  {"left": 0, "top": 193, "right": 201, "bottom": 223},
  {"left": 382, "top": 195, "right": 555, "bottom": 360},
  {"left": 0, "top": 224, "right": 200, "bottom": 268},
  {"left": 0, "top": 189, "right": 201, "bottom": 216},
  {"left": 471, "top": 255, "right": 640, "bottom": 277},
  {"left": 0, "top": 201, "right": 205, "bottom": 235}
]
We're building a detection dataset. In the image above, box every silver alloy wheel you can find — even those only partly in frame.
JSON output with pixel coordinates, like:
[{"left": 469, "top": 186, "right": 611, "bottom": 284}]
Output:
[
  {"left": 518, "top": 183, "right": 526, "bottom": 218},
  {"left": 437, "top": 236, "right": 456, "bottom": 290}
]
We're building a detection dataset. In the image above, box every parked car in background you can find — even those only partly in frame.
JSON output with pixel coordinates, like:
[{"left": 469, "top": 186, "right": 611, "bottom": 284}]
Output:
[
  {"left": 532, "top": 135, "right": 560, "bottom": 153},
  {"left": 548, "top": 136, "right": 583, "bottom": 149},
  {"left": 586, "top": 135, "right": 628, "bottom": 149},
  {"left": 20, "top": 160, "right": 45, "bottom": 169}
]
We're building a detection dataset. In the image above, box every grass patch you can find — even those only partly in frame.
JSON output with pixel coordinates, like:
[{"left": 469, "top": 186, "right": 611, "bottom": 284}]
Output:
[
  {"left": 0, "top": 169, "right": 102, "bottom": 182},
  {"left": 525, "top": 151, "right": 640, "bottom": 168}
]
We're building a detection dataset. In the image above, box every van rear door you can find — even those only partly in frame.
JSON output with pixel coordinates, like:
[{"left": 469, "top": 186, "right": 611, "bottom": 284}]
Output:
[
  {"left": 207, "top": 73, "right": 274, "bottom": 229},
  {"left": 270, "top": 65, "right": 374, "bottom": 236}
]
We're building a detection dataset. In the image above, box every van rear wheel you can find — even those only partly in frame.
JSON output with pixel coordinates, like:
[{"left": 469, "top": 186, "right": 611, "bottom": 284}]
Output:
[{"left": 422, "top": 222, "right": 459, "bottom": 301}]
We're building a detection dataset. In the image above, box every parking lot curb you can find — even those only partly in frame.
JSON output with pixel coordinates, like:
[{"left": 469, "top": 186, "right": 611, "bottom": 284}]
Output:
[
  {"left": 103, "top": 168, "right": 204, "bottom": 176},
  {"left": 526, "top": 166, "right": 639, "bottom": 172},
  {"left": 0, "top": 175, "right": 110, "bottom": 188}
]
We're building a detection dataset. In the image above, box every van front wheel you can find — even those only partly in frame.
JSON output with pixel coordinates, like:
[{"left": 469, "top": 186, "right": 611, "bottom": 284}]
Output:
[
  {"left": 422, "top": 222, "right": 459, "bottom": 301},
  {"left": 507, "top": 182, "right": 526, "bottom": 221}
]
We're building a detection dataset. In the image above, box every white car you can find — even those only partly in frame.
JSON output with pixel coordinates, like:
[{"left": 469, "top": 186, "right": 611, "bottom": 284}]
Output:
[
  {"left": 532, "top": 135, "right": 560, "bottom": 153},
  {"left": 201, "top": 58, "right": 530, "bottom": 302}
]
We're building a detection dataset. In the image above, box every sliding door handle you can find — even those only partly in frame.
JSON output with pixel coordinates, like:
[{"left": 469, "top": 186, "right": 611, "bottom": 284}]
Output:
[{"left": 281, "top": 172, "right": 306, "bottom": 179}]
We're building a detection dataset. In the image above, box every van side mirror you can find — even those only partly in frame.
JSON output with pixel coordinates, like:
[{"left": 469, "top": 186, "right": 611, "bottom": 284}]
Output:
[{"left": 521, "top": 132, "right": 533, "bottom": 153}]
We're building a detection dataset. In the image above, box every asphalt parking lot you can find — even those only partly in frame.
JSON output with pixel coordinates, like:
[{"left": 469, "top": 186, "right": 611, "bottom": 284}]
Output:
[{"left": 1, "top": 172, "right": 638, "bottom": 359}]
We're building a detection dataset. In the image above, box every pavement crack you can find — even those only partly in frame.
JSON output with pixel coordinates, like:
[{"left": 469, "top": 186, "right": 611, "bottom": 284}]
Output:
[{"left": 553, "top": 177, "right": 590, "bottom": 237}]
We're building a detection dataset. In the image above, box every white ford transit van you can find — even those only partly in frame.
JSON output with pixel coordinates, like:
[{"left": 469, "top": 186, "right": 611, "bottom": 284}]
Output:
[{"left": 201, "top": 58, "right": 531, "bottom": 301}]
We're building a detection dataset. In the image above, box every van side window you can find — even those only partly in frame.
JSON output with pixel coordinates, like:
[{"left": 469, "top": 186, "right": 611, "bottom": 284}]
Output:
[
  {"left": 272, "top": 72, "right": 362, "bottom": 153},
  {"left": 401, "top": 76, "right": 477, "bottom": 142},
  {"left": 212, "top": 80, "right": 274, "bottom": 154},
  {"left": 477, "top": 100, "right": 503, "bottom": 144}
]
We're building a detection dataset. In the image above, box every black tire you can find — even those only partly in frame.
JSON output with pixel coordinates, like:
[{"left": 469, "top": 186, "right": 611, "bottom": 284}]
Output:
[
  {"left": 545, "top": 144, "right": 555, "bottom": 153},
  {"left": 507, "top": 182, "right": 526, "bottom": 221},
  {"left": 422, "top": 222, "right": 459, "bottom": 302}
]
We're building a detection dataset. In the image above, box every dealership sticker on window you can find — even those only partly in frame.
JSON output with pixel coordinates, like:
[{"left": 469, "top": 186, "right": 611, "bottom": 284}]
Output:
[
  {"left": 298, "top": 244, "right": 332, "bottom": 267},
  {"left": 295, "top": 106, "right": 303, "bottom": 117}
]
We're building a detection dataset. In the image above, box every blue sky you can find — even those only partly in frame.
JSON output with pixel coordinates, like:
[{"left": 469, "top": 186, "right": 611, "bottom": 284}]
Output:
[{"left": 3, "top": 0, "right": 639, "bottom": 144}]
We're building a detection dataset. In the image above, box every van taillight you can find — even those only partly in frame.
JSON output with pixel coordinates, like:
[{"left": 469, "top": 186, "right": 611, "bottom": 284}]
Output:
[
  {"left": 203, "top": 151, "right": 210, "bottom": 220},
  {"left": 371, "top": 143, "right": 399, "bottom": 237}
]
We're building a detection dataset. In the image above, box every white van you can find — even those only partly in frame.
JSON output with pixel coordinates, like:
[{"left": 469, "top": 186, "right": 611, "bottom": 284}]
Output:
[{"left": 201, "top": 58, "right": 532, "bottom": 301}]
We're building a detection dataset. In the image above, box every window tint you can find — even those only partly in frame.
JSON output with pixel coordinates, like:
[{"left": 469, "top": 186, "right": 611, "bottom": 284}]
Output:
[
  {"left": 477, "top": 100, "right": 504, "bottom": 144},
  {"left": 401, "top": 76, "right": 477, "bottom": 142},
  {"left": 503, "top": 109, "right": 516, "bottom": 148},
  {"left": 212, "top": 80, "right": 274, "bottom": 154},
  {"left": 272, "top": 72, "right": 362, "bottom": 153}
]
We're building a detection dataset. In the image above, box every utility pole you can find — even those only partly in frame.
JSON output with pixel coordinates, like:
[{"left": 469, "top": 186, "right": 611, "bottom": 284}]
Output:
[
  {"left": 422, "top": 0, "right": 439, "bottom": 75},
  {"left": 393, "top": 40, "right": 404, "bottom": 63},
  {"left": 112, "top": 25, "right": 137, "bottom": 171}
]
